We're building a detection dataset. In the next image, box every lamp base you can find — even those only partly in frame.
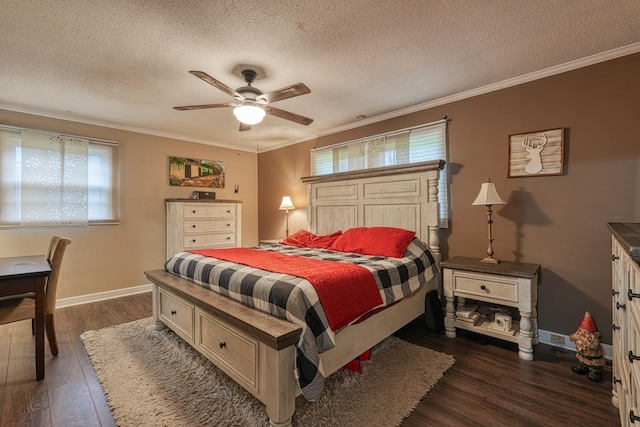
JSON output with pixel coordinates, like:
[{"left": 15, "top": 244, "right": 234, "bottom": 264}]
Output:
[{"left": 481, "top": 256, "right": 501, "bottom": 264}]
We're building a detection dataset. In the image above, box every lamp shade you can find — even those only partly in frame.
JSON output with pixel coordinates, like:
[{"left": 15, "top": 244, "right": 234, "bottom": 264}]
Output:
[
  {"left": 279, "top": 196, "right": 295, "bottom": 211},
  {"left": 233, "top": 104, "right": 266, "bottom": 125},
  {"left": 472, "top": 179, "right": 506, "bottom": 206}
]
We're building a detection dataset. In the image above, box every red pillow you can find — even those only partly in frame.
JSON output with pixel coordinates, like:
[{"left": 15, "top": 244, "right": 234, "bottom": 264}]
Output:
[
  {"left": 280, "top": 229, "right": 343, "bottom": 249},
  {"left": 307, "top": 230, "right": 343, "bottom": 249},
  {"left": 329, "top": 227, "right": 416, "bottom": 258},
  {"left": 280, "top": 229, "right": 314, "bottom": 247},
  {"left": 280, "top": 229, "right": 315, "bottom": 248}
]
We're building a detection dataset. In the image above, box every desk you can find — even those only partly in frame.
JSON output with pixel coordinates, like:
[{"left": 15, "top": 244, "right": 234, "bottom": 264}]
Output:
[{"left": 0, "top": 255, "right": 51, "bottom": 380}]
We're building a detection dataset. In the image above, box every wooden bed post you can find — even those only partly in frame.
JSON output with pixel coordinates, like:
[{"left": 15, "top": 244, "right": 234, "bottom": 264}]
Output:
[
  {"left": 426, "top": 168, "right": 441, "bottom": 264},
  {"left": 264, "top": 344, "right": 297, "bottom": 427},
  {"left": 151, "top": 284, "right": 165, "bottom": 330}
]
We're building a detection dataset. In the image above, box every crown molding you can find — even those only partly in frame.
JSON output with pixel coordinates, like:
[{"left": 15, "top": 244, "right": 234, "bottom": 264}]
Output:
[
  {"left": 0, "top": 104, "right": 259, "bottom": 153},
  {"left": 259, "top": 42, "right": 640, "bottom": 153}
]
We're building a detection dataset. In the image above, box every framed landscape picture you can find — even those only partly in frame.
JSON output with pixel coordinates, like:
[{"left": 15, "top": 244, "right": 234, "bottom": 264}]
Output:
[
  {"left": 169, "top": 157, "right": 225, "bottom": 188},
  {"left": 508, "top": 128, "right": 565, "bottom": 178}
]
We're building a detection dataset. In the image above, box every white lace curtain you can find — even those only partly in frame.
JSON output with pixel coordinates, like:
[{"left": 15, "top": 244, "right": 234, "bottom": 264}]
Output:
[{"left": 20, "top": 130, "right": 89, "bottom": 225}]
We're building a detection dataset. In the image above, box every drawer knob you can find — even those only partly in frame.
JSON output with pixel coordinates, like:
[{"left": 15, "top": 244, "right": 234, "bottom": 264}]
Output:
[
  {"left": 613, "top": 376, "right": 622, "bottom": 384},
  {"left": 192, "top": 210, "right": 197, "bottom": 214},
  {"left": 226, "top": 223, "right": 231, "bottom": 227},
  {"left": 219, "top": 342, "right": 226, "bottom": 349},
  {"left": 192, "top": 225, "right": 196, "bottom": 228},
  {"left": 612, "top": 254, "right": 619, "bottom": 261},
  {"left": 628, "top": 289, "right": 640, "bottom": 301},
  {"left": 630, "top": 410, "right": 640, "bottom": 423},
  {"left": 192, "top": 239, "right": 197, "bottom": 243},
  {"left": 616, "top": 301, "right": 626, "bottom": 310},
  {"left": 612, "top": 288, "right": 619, "bottom": 296},
  {"left": 480, "top": 285, "right": 487, "bottom": 290},
  {"left": 613, "top": 324, "right": 620, "bottom": 331},
  {"left": 226, "top": 237, "right": 231, "bottom": 240},
  {"left": 171, "top": 310, "right": 176, "bottom": 315},
  {"left": 629, "top": 351, "right": 640, "bottom": 363},
  {"left": 226, "top": 210, "right": 231, "bottom": 213}
]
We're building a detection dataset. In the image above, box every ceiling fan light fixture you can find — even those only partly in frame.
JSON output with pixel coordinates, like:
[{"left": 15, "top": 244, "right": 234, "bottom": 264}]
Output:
[{"left": 233, "top": 104, "right": 265, "bottom": 125}]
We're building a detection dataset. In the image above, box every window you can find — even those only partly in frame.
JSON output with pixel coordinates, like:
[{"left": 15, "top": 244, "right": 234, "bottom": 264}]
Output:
[
  {"left": 0, "top": 126, "right": 119, "bottom": 226},
  {"left": 310, "top": 119, "right": 449, "bottom": 226}
]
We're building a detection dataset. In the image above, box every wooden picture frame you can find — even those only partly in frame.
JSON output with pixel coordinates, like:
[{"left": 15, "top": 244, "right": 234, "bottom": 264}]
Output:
[
  {"left": 168, "top": 157, "right": 225, "bottom": 188},
  {"left": 508, "top": 128, "right": 564, "bottom": 177}
]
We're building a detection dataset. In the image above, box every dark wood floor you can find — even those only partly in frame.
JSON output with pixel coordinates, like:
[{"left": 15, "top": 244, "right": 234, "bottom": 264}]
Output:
[{"left": 0, "top": 292, "right": 620, "bottom": 426}]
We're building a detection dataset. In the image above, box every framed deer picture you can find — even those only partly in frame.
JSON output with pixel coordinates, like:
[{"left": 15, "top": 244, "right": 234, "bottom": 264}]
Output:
[{"left": 508, "top": 128, "right": 565, "bottom": 177}]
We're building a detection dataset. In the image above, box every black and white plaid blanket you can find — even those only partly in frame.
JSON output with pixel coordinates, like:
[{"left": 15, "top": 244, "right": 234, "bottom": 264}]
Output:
[{"left": 164, "top": 237, "right": 438, "bottom": 401}]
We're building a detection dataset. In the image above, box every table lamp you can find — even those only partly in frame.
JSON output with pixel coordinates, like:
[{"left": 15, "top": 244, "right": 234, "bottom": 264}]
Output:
[
  {"left": 472, "top": 178, "right": 506, "bottom": 263},
  {"left": 279, "top": 196, "right": 295, "bottom": 237}
]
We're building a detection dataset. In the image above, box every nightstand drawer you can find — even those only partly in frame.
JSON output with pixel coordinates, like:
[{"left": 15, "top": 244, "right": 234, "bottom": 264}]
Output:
[{"left": 453, "top": 272, "right": 518, "bottom": 304}]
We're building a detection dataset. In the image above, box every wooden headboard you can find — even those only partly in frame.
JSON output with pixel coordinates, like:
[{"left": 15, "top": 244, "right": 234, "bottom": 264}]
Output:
[{"left": 301, "top": 160, "right": 444, "bottom": 262}]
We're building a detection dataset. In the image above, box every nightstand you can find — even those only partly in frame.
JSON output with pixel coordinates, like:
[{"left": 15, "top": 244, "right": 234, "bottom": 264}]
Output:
[
  {"left": 258, "top": 239, "right": 282, "bottom": 245},
  {"left": 441, "top": 256, "right": 541, "bottom": 361}
]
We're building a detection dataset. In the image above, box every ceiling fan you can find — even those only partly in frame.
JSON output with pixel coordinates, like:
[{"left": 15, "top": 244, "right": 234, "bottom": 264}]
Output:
[{"left": 173, "top": 69, "right": 313, "bottom": 131}]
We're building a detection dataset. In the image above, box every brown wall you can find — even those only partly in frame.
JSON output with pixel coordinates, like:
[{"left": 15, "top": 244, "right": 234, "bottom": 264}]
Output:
[
  {"left": 0, "top": 110, "right": 259, "bottom": 300},
  {"left": 258, "top": 53, "right": 640, "bottom": 344}
]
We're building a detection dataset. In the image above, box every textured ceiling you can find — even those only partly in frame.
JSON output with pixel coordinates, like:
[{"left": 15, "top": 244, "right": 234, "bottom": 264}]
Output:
[{"left": 2, "top": 1, "right": 640, "bottom": 152}]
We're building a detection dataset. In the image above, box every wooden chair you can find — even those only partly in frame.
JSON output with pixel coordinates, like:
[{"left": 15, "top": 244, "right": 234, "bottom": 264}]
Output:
[{"left": 0, "top": 236, "right": 72, "bottom": 356}]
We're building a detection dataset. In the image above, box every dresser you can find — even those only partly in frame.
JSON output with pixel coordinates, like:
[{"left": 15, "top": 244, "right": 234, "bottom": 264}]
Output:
[
  {"left": 609, "top": 223, "right": 640, "bottom": 426},
  {"left": 166, "top": 199, "right": 242, "bottom": 258}
]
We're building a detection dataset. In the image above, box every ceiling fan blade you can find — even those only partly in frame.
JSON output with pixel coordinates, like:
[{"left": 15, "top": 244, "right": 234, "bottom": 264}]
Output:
[
  {"left": 173, "top": 103, "right": 235, "bottom": 111},
  {"left": 189, "top": 71, "right": 244, "bottom": 100},
  {"left": 257, "top": 83, "right": 310, "bottom": 104},
  {"left": 264, "top": 106, "right": 313, "bottom": 125},
  {"left": 239, "top": 122, "right": 252, "bottom": 132}
]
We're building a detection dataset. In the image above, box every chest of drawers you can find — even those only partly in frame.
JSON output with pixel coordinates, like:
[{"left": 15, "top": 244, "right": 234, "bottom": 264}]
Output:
[
  {"left": 609, "top": 223, "right": 640, "bottom": 426},
  {"left": 166, "top": 199, "right": 242, "bottom": 258}
]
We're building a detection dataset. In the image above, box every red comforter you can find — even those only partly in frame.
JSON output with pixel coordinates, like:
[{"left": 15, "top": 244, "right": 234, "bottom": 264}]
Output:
[{"left": 190, "top": 248, "right": 383, "bottom": 330}]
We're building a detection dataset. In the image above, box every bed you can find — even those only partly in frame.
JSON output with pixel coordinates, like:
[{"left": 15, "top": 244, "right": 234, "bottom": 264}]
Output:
[{"left": 145, "top": 159, "right": 444, "bottom": 427}]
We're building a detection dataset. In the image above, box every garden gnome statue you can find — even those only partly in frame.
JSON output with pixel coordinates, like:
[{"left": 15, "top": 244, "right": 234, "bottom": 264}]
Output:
[{"left": 569, "top": 311, "right": 605, "bottom": 382}]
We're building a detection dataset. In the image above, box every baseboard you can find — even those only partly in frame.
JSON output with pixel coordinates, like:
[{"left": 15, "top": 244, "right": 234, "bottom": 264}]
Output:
[
  {"left": 56, "top": 284, "right": 152, "bottom": 309},
  {"left": 538, "top": 329, "right": 612, "bottom": 361}
]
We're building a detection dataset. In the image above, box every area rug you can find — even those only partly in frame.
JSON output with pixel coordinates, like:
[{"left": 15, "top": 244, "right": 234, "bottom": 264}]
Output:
[{"left": 81, "top": 317, "right": 454, "bottom": 426}]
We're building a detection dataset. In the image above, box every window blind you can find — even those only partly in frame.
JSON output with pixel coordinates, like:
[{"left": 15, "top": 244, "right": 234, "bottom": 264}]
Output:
[
  {"left": 310, "top": 119, "right": 449, "bottom": 226},
  {"left": 0, "top": 126, "right": 119, "bottom": 226}
]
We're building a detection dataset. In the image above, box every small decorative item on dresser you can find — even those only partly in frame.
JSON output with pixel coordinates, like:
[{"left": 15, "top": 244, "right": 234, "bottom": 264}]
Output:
[{"left": 191, "top": 191, "right": 216, "bottom": 200}]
